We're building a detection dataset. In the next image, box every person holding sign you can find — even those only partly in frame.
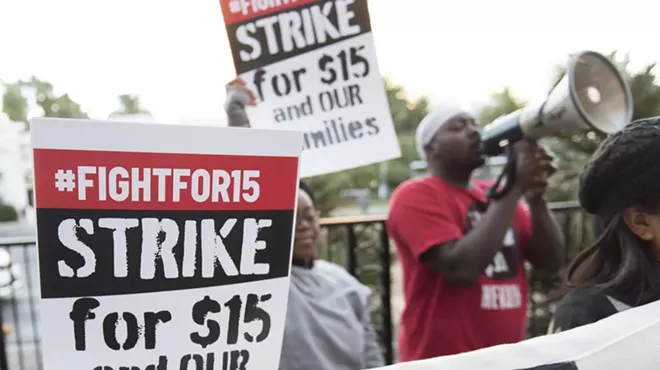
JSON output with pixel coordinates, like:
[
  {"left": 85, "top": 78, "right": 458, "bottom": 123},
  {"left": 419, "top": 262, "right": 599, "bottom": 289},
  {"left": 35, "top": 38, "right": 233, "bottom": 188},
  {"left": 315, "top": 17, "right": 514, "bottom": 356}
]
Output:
[
  {"left": 549, "top": 117, "right": 660, "bottom": 333},
  {"left": 225, "top": 78, "right": 256, "bottom": 128},
  {"left": 386, "top": 106, "right": 565, "bottom": 361},
  {"left": 223, "top": 87, "right": 385, "bottom": 370}
]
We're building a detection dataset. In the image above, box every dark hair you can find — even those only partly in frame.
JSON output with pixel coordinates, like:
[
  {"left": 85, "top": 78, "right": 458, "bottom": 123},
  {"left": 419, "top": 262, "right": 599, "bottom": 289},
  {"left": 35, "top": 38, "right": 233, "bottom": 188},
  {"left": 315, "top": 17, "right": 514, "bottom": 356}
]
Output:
[
  {"left": 565, "top": 117, "right": 660, "bottom": 305},
  {"left": 298, "top": 181, "right": 315, "bottom": 206},
  {"left": 593, "top": 217, "right": 605, "bottom": 237}
]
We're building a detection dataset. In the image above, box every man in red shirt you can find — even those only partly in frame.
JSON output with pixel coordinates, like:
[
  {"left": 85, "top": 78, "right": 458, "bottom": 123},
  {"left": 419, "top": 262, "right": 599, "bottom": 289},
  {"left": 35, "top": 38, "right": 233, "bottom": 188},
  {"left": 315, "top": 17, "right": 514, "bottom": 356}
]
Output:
[{"left": 387, "top": 106, "right": 565, "bottom": 361}]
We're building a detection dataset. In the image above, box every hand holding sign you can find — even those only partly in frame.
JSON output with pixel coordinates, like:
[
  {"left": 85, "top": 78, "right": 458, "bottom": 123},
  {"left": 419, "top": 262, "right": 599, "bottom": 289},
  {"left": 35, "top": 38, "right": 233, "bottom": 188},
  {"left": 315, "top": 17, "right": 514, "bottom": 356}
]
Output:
[
  {"left": 226, "top": 78, "right": 257, "bottom": 107},
  {"left": 226, "top": 78, "right": 257, "bottom": 129},
  {"left": 220, "top": 0, "right": 401, "bottom": 178}
]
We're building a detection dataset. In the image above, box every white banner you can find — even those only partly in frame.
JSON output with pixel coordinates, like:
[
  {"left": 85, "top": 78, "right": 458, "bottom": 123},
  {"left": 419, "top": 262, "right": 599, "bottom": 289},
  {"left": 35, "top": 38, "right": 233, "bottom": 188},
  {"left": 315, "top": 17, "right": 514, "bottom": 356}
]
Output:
[
  {"left": 373, "top": 299, "right": 660, "bottom": 370},
  {"left": 220, "top": 0, "right": 401, "bottom": 178}
]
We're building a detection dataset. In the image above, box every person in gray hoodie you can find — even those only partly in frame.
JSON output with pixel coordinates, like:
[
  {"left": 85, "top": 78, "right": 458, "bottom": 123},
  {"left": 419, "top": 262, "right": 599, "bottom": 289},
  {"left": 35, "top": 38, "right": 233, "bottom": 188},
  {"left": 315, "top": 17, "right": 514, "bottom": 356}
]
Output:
[
  {"left": 224, "top": 78, "right": 255, "bottom": 128},
  {"left": 223, "top": 79, "right": 385, "bottom": 370}
]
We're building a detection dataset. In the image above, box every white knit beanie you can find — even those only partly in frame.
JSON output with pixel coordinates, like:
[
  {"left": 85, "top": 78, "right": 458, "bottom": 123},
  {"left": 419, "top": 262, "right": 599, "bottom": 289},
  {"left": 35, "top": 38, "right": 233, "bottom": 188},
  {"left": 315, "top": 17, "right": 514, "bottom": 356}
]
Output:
[{"left": 415, "top": 105, "right": 476, "bottom": 160}]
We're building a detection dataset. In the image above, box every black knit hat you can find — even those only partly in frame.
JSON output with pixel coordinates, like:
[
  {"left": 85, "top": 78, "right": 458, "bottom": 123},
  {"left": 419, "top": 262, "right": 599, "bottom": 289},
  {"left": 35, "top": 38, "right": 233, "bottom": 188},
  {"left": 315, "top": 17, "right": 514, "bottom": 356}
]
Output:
[{"left": 578, "top": 116, "right": 660, "bottom": 215}]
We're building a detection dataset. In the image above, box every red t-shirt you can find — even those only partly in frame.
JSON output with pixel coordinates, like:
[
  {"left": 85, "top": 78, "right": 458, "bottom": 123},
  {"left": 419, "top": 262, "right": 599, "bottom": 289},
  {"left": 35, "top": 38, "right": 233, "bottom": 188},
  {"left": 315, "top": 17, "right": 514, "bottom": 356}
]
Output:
[{"left": 387, "top": 175, "right": 532, "bottom": 362}]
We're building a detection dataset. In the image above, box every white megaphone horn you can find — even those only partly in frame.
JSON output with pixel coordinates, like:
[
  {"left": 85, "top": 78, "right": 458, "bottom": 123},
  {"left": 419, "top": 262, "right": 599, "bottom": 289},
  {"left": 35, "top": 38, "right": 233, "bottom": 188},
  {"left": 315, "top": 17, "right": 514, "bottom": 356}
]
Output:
[{"left": 480, "top": 50, "right": 633, "bottom": 199}]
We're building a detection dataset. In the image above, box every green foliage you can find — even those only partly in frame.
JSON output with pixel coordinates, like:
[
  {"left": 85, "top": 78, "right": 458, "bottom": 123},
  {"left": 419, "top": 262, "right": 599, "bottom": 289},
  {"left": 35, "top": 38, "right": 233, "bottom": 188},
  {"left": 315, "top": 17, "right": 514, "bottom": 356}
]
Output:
[
  {"left": 111, "top": 94, "right": 151, "bottom": 116},
  {"left": 629, "top": 64, "right": 660, "bottom": 118},
  {"left": 305, "top": 78, "right": 429, "bottom": 215},
  {"left": 386, "top": 80, "right": 430, "bottom": 133},
  {"left": 2, "top": 76, "right": 89, "bottom": 128},
  {"left": 29, "top": 77, "right": 88, "bottom": 120},
  {"left": 0, "top": 203, "right": 18, "bottom": 222},
  {"left": 2, "top": 83, "right": 28, "bottom": 123},
  {"left": 479, "top": 88, "right": 525, "bottom": 127},
  {"left": 2, "top": 77, "right": 152, "bottom": 127}
]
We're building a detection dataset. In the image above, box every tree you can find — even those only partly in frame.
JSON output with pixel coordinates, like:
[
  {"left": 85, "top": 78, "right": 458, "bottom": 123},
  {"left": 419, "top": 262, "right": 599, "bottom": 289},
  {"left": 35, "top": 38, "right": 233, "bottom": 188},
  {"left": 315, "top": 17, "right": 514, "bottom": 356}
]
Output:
[
  {"left": 0, "top": 203, "right": 19, "bottom": 222},
  {"left": 110, "top": 94, "right": 150, "bottom": 117},
  {"left": 383, "top": 78, "right": 430, "bottom": 187},
  {"left": 386, "top": 80, "right": 430, "bottom": 133},
  {"left": 479, "top": 88, "right": 525, "bottom": 127},
  {"left": 1, "top": 76, "right": 88, "bottom": 128},
  {"left": 29, "top": 77, "right": 88, "bottom": 120},
  {"left": 2, "top": 82, "right": 28, "bottom": 123}
]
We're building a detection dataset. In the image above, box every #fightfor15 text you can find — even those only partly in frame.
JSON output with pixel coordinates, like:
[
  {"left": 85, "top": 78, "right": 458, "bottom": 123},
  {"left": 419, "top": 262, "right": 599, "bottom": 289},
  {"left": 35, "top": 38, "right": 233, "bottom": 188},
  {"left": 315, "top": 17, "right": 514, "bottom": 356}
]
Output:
[{"left": 55, "top": 166, "right": 261, "bottom": 204}]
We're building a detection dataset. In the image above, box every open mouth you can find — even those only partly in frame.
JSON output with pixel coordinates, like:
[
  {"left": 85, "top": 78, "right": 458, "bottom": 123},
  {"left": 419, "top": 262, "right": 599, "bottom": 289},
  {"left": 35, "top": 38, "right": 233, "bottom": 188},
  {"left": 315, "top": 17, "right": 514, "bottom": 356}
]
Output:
[{"left": 471, "top": 140, "right": 485, "bottom": 156}]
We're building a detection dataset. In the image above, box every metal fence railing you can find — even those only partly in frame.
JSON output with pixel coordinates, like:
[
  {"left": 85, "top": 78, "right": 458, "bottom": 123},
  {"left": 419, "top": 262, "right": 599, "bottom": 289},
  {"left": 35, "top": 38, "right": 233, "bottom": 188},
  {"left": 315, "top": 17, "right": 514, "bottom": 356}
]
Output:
[
  {"left": 0, "top": 201, "right": 591, "bottom": 369},
  {"left": 317, "top": 201, "right": 592, "bottom": 365},
  {"left": 0, "top": 236, "right": 41, "bottom": 370}
]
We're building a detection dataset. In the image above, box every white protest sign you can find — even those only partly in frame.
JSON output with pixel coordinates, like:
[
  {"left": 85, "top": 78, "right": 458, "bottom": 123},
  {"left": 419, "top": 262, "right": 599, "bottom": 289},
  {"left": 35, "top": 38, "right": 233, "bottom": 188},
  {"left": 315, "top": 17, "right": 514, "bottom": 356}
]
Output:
[
  {"left": 31, "top": 118, "right": 302, "bottom": 370},
  {"left": 371, "top": 299, "right": 660, "bottom": 370},
  {"left": 219, "top": 0, "right": 401, "bottom": 178}
]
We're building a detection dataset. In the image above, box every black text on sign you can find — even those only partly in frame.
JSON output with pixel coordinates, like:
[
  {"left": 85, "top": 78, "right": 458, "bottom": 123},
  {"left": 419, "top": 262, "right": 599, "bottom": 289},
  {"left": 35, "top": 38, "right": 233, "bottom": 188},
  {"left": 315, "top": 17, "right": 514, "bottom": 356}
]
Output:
[{"left": 56, "top": 217, "right": 273, "bottom": 279}]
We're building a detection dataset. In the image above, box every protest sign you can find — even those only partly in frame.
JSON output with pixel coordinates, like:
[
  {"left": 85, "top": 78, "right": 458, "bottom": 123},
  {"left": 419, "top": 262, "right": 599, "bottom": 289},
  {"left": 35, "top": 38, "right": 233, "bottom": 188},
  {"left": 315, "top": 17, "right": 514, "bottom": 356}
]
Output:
[
  {"left": 31, "top": 118, "right": 302, "bottom": 370},
  {"left": 371, "top": 298, "right": 660, "bottom": 370},
  {"left": 219, "top": 0, "right": 401, "bottom": 178}
]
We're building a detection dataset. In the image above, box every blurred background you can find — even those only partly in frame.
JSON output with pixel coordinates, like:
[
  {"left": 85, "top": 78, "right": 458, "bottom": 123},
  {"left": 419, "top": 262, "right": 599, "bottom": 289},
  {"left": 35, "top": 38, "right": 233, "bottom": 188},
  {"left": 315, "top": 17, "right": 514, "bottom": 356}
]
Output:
[{"left": 0, "top": 0, "right": 660, "bottom": 368}]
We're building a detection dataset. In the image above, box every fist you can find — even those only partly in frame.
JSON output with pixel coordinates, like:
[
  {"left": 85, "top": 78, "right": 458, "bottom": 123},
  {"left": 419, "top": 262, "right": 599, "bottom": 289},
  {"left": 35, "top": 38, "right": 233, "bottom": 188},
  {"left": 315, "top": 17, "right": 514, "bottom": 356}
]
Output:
[
  {"left": 513, "top": 140, "right": 556, "bottom": 195},
  {"left": 225, "top": 78, "right": 257, "bottom": 107}
]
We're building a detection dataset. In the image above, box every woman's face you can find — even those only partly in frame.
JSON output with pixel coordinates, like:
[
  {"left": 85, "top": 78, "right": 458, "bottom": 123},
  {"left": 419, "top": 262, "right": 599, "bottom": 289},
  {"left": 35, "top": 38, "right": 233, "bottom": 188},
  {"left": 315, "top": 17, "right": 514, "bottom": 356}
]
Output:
[
  {"left": 293, "top": 190, "right": 319, "bottom": 260},
  {"left": 624, "top": 208, "right": 660, "bottom": 258}
]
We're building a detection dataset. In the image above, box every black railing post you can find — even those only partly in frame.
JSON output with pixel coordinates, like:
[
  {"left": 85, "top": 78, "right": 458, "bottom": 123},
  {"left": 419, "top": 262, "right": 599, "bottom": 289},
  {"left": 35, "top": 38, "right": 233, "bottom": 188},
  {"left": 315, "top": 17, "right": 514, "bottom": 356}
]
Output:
[
  {"left": 22, "top": 246, "right": 42, "bottom": 370},
  {"left": 378, "top": 224, "right": 394, "bottom": 365},
  {"left": 0, "top": 235, "right": 44, "bottom": 370},
  {"left": 345, "top": 225, "right": 358, "bottom": 277},
  {"left": 0, "top": 301, "right": 8, "bottom": 370},
  {"left": 9, "top": 275, "right": 25, "bottom": 370}
]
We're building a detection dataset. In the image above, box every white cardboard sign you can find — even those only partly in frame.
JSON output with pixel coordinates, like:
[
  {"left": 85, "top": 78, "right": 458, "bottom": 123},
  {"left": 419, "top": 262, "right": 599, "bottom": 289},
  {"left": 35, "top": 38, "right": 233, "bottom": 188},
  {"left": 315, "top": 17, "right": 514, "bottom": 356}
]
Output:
[
  {"left": 372, "top": 299, "right": 660, "bottom": 370},
  {"left": 220, "top": 0, "right": 401, "bottom": 178},
  {"left": 31, "top": 118, "right": 302, "bottom": 370}
]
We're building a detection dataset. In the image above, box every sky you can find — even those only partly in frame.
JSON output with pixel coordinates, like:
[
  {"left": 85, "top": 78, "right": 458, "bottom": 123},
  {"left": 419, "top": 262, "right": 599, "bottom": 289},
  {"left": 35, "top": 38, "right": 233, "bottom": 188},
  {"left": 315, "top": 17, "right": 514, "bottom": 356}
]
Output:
[{"left": 1, "top": 0, "right": 659, "bottom": 124}]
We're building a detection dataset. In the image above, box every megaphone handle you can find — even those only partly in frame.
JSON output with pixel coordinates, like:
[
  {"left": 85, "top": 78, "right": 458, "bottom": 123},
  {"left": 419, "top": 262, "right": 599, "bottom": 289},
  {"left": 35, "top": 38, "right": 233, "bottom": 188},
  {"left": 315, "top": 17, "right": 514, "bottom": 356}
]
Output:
[{"left": 487, "top": 148, "right": 518, "bottom": 201}]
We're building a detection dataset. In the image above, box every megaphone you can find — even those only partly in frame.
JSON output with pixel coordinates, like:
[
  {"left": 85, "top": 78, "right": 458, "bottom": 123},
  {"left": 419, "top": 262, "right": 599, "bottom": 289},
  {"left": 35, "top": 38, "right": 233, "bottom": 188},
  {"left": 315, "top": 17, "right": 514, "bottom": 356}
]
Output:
[{"left": 481, "top": 50, "right": 633, "bottom": 200}]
